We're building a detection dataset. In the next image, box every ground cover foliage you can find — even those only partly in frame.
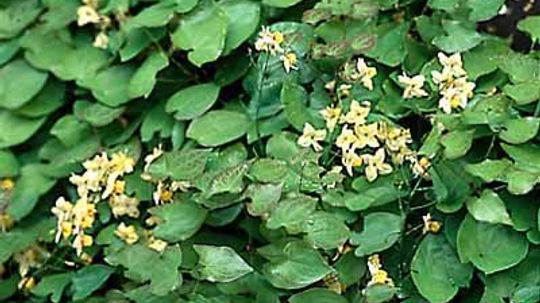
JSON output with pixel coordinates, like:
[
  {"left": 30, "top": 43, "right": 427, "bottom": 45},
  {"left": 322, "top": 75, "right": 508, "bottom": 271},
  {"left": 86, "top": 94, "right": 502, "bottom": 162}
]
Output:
[{"left": 0, "top": 0, "right": 539, "bottom": 302}]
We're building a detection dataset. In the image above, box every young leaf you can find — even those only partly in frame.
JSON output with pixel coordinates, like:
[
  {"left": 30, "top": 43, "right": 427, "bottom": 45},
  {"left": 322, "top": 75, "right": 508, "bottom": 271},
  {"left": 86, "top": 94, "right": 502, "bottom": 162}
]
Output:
[{"left": 194, "top": 245, "right": 254, "bottom": 282}]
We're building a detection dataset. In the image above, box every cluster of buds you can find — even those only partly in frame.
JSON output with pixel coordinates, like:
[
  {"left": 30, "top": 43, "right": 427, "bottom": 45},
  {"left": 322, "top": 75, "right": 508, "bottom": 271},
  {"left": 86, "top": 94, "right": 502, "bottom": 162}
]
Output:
[
  {"left": 432, "top": 53, "right": 475, "bottom": 114},
  {"left": 76, "top": 0, "right": 112, "bottom": 49},
  {"left": 52, "top": 151, "right": 137, "bottom": 256},
  {"left": 254, "top": 26, "right": 298, "bottom": 73}
]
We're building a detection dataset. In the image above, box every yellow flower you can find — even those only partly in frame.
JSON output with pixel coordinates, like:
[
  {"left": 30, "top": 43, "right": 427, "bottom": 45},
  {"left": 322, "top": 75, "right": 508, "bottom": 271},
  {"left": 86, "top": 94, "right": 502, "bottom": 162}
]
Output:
[
  {"left": 170, "top": 180, "right": 191, "bottom": 192},
  {"left": 148, "top": 237, "right": 168, "bottom": 252},
  {"left": 115, "top": 223, "right": 139, "bottom": 245},
  {"left": 109, "top": 194, "right": 140, "bottom": 218},
  {"left": 341, "top": 100, "right": 371, "bottom": 125},
  {"left": 77, "top": 5, "right": 101, "bottom": 26},
  {"left": 73, "top": 233, "right": 93, "bottom": 256},
  {"left": 51, "top": 197, "right": 74, "bottom": 242},
  {"left": 366, "top": 254, "right": 394, "bottom": 287},
  {"left": 412, "top": 156, "right": 431, "bottom": 178},
  {"left": 431, "top": 68, "right": 454, "bottom": 90},
  {"left": 438, "top": 87, "right": 467, "bottom": 114},
  {"left": 362, "top": 148, "right": 393, "bottom": 182},
  {"left": 80, "top": 252, "right": 93, "bottom": 265},
  {"left": 342, "top": 149, "right": 363, "bottom": 176},
  {"left": 72, "top": 199, "right": 97, "bottom": 230},
  {"left": 143, "top": 145, "right": 164, "bottom": 175},
  {"left": 422, "top": 213, "right": 442, "bottom": 234},
  {"left": 110, "top": 152, "right": 135, "bottom": 175},
  {"left": 354, "top": 122, "right": 380, "bottom": 149},
  {"left": 319, "top": 106, "right": 342, "bottom": 130},
  {"left": 112, "top": 180, "right": 125, "bottom": 195},
  {"left": 18, "top": 276, "right": 36, "bottom": 291},
  {"left": 437, "top": 52, "right": 466, "bottom": 77},
  {"left": 14, "top": 245, "right": 49, "bottom": 277},
  {"left": 297, "top": 123, "right": 327, "bottom": 152},
  {"left": 337, "top": 84, "right": 352, "bottom": 98},
  {"left": 93, "top": 31, "right": 109, "bottom": 49},
  {"left": 0, "top": 178, "right": 14, "bottom": 191},
  {"left": 0, "top": 213, "right": 14, "bottom": 232},
  {"left": 398, "top": 73, "right": 428, "bottom": 99},
  {"left": 335, "top": 125, "right": 358, "bottom": 151},
  {"left": 254, "top": 26, "right": 285, "bottom": 55},
  {"left": 356, "top": 58, "right": 377, "bottom": 90},
  {"left": 280, "top": 52, "right": 298, "bottom": 73}
]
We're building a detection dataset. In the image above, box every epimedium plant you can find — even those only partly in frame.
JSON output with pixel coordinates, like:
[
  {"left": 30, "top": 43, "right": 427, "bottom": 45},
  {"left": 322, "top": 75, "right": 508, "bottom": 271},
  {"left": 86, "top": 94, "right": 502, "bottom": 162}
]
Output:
[{"left": 0, "top": 0, "right": 539, "bottom": 302}]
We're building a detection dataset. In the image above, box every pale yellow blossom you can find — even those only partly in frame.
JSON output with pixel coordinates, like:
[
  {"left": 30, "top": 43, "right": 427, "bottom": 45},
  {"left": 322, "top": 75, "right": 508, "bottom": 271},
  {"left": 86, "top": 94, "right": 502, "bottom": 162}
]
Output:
[
  {"left": 356, "top": 58, "right": 377, "bottom": 90},
  {"left": 280, "top": 52, "right": 298, "bottom": 73},
  {"left": 77, "top": 5, "right": 100, "bottom": 26},
  {"left": 109, "top": 194, "right": 140, "bottom": 218},
  {"left": 0, "top": 178, "right": 14, "bottom": 191},
  {"left": 254, "top": 26, "right": 284, "bottom": 55},
  {"left": 354, "top": 122, "right": 380, "bottom": 149},
  {"left": 93, "top": 31, "right": 109, "bottom": 49},
  {"left": 115, "top": 223, "right": 139, "bottom": 245},
  {"left": 422, "top": 213, "right": 442, "bottom": 234},
  {"left": 362, "top": 148, "right": 393, "bottom": 182},
  {"left": 335, "top": 125, "right": 358, "bottom": 151},
  {"left": 319, "top": 106, "right": 342, "bottom": 130},
  {"left": 342, "top": 149, "right": 363, "bottom": 176},
  {"left": 341, "top": 100, "right": 371, "bottom": 125},
  {"left": 148, "top": 237, "right": 168, "bottom": 252},
  {"left": 72, "top": 233, "right": 93, "bottom": 256},
  {"left": 398, "top": 73, "right": 428, "bottom": 99},
  {"left": 297, "top": 123, "right": 327, "bottom": 152},
  {"left": 437, "top": 52, "right": 466, "bottom": 77}
]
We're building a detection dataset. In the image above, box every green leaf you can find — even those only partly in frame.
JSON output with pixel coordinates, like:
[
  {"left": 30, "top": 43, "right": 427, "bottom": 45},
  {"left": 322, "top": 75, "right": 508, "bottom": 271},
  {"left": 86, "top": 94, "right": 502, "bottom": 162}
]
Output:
[
  {"left": 440, "top": 129, "right": 474, "bottom": 159},
  {"left": 281, "top": 81, "right": 317, "bottom": 131},
  {"left": 466, "top": 189, "right": 512, "bottom": 226},
  {"left": 498, "top": 52, "right": 540, "bottom": 84},
  {"left": 7, "top": 165, "right": 55, "bottom": 220},
  {"left": 72, "top": 265, "right": 114, "bottom": 301},
  {"left": 140, "top": 101, "right": 175, "bottom": 142},
  {"left": 518, "top": 16, "right": 540, "bottom": 42},
  {"left": 503, "top": 82, "right": 540, "bottom": 105},
  {"left": 77, "top": 65, "right": 136, "bottom": 107},
  {"left": 467, "top": 0, "right": 505, "bottom": 22},
  {"left": 31, "top": 273, "right": 72, "bottom": 303},
  {"left": 0, "top": 218, "right": 54, "bottom": 263},
  {"left": 345, "top": 176, "right": 407, "bottom": 211},
  {"left": 432, "top": 160, "right": 476, "bottom": 213},
  {"left": 105, "top": 244, "right": 183, "bottom": 295},
  {"left": 248, "top": 158, "right": 288, "bottom": 183},
  {"left": 0, "top": 59, "right": 48, "bottom": 109},
  {"left": 128, "top": 51, "right": 169, "bottom": 98},
  {"left": 350, "top": 212, "right": 403, "bottom": 256},
  {"left": 262, "top": 0, "right": 302, "bottom": 7},
  {"left": 194, "top": 245, "right": 254, "bottom": 282},
  {"left": 501, "top": 143, "right": 540, "bottom": 171},
  {"left": 0, "top": 150, "right": 19, "bottom": 177},
  {"left": 302, "top": 211, "right": 350, "bottom": 250},
  {"left": 0, "top": 0, "right": 42, "bottom": 39},
  {"left": 364, "top": 284, "right": 397, "bottom": 303},
  {"left": 171, "top": 3, "right": 228, "bottom": 66},
  {"left": 166, "top": 83, "right": 221, "bottom": 120},
  {"left": 204, "top": 161, "right": 251, "bottom": 199},
  {"left": 289, "top": 288, "right": 348, "bottom": 303},
  {"left": 149, "top": 200, "right": 207, "bottom": 242},
  {"left": 433, "top": 20, "right": 484, "bottom": 53},
  {"left": 463, "top": 40, "right": 508, "bottom": 80},
  {"left": 457, "top": 215, "right": 529, "bottom": 274},
  {"left": 50, "top": 115, "right": 91, "bottom": 147},
  {"left": 411, "top": 235, "right": 473, "bottom": 303},
  {"left": 428, "top": 0, "right": 459, "bottom": 12},
  {"left": 262, "top": 241, "right": 332, "bottom": 289},
  {"left": 220, "top": 0, "right": 260, "bottom": 53},
  {"left": 334, "top": 252, "right": 366, "bottom": 286},
  {"left": 465, "top": 159, "right": 512, "bottom": 182},
  {"left": 148, "top": 148, "right": 211, "bottom": 181},
  {"left": 499, "top": 118, "right": 540, "bottom": 144},
  {"left": 266, "top": 195, "right": 317, "bottom": 234},
  {"left": 366, "top": 22, "right": 409, "bottom": 67},
  {"left": 506, "top": 169, "right": 539, "bottom": 195},
  {"left": 123, "top": 3, "right": 176, "bottom": 30},
  {"left": 187, "top": 110, "right": 250, "bottom": 147},
  {"left": 17, "top": 79, "right": 65, "bottom": 118},
  {"left": 74, "top": 100, "right": 125, "bottom": 128},
  {"left": 245, "top": 183, "right": 282, "bottom": 217}
]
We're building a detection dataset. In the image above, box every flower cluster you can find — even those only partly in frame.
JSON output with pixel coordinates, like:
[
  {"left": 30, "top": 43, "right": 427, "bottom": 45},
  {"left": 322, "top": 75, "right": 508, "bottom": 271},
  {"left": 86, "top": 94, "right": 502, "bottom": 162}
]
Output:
[
  {"left": 298, "top": 98, "right": 420, "bottom": 181},
  {"left": 432, "top": 53, "right": 475, "bottom": 113},
  {"left": 0, "top": 178, "right": 14, "bottom": 232},
  {"left": 254, "top": 26, "right": 298, "bottom": 73},
  {"left": 366, "top": 254, "right": 394, "bottom": 287},
  {"left": 76, "top": 0, "right": 112, "bottom": 49},
  {"left": 52, "top": 151, "right": 137, "bottom": 256}
]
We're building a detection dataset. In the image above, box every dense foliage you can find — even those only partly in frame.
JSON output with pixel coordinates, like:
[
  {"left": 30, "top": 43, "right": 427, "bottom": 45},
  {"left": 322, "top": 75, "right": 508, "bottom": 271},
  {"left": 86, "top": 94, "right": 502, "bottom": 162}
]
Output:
[{"left": 1, "top": 0, "right": 540, "bottom": 302}]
